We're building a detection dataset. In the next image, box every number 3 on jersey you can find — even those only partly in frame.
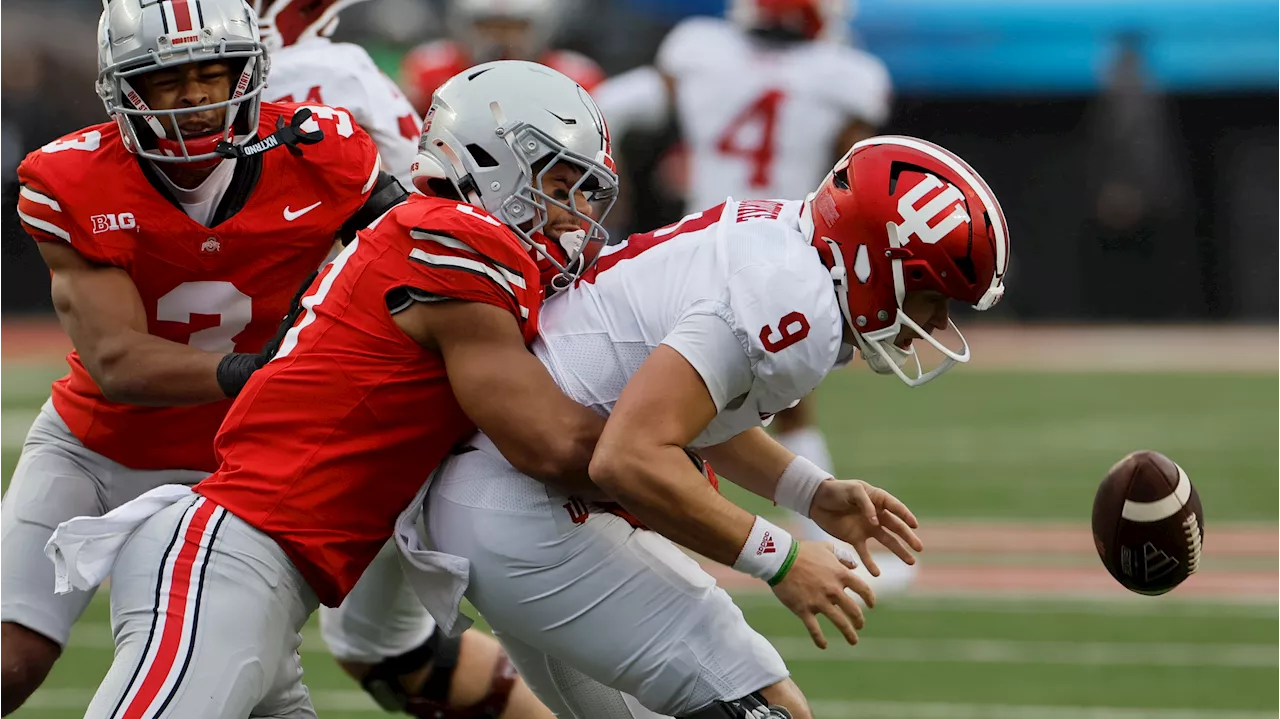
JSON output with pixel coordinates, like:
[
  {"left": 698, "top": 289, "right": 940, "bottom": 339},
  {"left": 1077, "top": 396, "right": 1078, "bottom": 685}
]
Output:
[
  {"left": 759, "top": 311, "right": 809, "bottom": 353},
  {"left": 156, "top": 281, "right": 252, "bottom": 353},
  {"left": 715, "top": 89, "right": 783, "bottom": 188},
  {"left": 297, "top": 105, "right": 354, "bottom": 139}
]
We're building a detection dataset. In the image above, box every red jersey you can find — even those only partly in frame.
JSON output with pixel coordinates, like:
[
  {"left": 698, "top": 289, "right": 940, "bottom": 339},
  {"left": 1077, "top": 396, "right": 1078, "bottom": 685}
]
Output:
[
  {"left": 195, "top": 195, "right": 543, "bottom": 606},
  {"left": 400, "top": 39, "right": 606, "bottom": 115},
  {"left": 16, "top": 102, "right": 382, "bottom": 472}
]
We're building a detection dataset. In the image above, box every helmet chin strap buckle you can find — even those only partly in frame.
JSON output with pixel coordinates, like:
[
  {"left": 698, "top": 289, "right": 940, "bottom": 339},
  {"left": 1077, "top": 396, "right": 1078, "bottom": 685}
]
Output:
[{"left": 215, "top": 108, "right": 324, "bottom": 160}]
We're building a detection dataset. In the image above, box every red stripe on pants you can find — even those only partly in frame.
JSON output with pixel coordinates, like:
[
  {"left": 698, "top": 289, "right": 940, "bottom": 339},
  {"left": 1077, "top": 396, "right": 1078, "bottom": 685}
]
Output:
[{"left": 120, "top": 499, "right": 217, "bottom": 719}]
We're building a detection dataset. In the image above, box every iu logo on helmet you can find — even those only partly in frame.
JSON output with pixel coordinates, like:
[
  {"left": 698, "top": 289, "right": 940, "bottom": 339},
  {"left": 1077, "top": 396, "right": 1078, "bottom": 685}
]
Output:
[{"left": 896, "top": 174, "right": 970, "bottom": 245}]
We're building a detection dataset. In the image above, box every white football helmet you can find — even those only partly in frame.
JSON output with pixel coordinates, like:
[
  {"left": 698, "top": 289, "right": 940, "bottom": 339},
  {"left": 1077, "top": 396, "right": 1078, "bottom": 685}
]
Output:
[
  {"left": 448, "top": 0, "right": 563, "bottom": 62},
  {"left": 411, "top": 60, "right": 618, "bottom": 290},
  {"left": 253, "top": 0, "right": 369, "bottom": 52},
  {"left": 96, "top": 0, "right": 268, "bottom": 164}
]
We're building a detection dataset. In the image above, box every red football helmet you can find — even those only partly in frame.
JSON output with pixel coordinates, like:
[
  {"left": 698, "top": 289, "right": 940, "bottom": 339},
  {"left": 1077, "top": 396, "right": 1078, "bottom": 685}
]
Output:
[
  {"left": 254, "top": 0, "right": 367, "bottom": 51},
  {"left": 729, "top": 0, "right": 846, "bottom": 41},
  {"left": 804, "top": 136, "right": 1010, "bottom": 386}
]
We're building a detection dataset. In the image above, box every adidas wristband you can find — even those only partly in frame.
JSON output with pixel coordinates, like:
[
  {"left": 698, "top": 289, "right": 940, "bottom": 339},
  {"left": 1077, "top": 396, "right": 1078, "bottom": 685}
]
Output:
[
  {"left": 733, "top": 516, "right": 797, "bottom": 586},
  {"left": 774, "top": 455, "right": 832, "bottom": 517}
]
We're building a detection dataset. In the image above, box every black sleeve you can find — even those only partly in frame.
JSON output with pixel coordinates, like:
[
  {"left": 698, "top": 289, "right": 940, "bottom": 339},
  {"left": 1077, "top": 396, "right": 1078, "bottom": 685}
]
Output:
[{"left": 339, "top": 171, "right": 408, "bottom": 245}]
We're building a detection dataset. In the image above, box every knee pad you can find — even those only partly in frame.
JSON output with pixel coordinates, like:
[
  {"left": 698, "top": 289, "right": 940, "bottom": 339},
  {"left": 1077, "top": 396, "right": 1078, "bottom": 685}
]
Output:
[
  {"left": 360, "top": 630, "right": 516, "bottom": 719},
  {"left": 679, "top": 692, "right": 793, "bottom": 719}
]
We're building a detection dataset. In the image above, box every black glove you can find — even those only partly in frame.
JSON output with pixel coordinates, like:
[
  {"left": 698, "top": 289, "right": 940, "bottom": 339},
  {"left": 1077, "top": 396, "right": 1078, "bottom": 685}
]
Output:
[
  {"left": 216, "top": 267, "right": 321, "bottom": 399},
  {"left": 215, "top": 351, "right": 266, "bottom": 399}
]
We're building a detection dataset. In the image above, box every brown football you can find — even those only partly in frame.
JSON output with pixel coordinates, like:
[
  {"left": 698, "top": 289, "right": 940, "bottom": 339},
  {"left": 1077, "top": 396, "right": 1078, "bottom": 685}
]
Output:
[{"left": 1091, "top": 450, "right": 1205, "bottom": 595}]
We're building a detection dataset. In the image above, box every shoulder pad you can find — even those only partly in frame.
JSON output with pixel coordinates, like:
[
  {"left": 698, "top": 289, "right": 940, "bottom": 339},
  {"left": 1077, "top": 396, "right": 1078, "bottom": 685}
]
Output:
[
  {"left": 16, "top": 123, "right": 126, "bottom": 252},
  {"left": 383, "top": 197, "right": 541, "bottom": 325}
]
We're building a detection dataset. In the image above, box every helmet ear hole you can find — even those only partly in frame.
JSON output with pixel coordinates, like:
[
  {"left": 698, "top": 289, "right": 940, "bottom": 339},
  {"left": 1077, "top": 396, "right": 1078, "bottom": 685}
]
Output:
[
  {"left": 833, "top": 167, "right": 851, "bottom": 190},
  {"left": 466, "top": 143, "right": 500, "bottom": 168},
  {"left": 909, "top": 269, "right": 924, "bottom": 282}
]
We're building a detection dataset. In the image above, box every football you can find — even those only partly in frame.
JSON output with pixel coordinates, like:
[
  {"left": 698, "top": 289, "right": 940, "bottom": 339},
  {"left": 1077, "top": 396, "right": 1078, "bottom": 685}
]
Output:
[{"left": 1091, "top": 450, "right": 1205, "bottom": 595}]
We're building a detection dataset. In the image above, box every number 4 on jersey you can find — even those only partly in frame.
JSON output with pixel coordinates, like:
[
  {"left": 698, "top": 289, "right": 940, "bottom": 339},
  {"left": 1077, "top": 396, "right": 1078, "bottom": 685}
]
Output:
[{"left": 715, "top": 89, "right": 783, "bottom": 188}]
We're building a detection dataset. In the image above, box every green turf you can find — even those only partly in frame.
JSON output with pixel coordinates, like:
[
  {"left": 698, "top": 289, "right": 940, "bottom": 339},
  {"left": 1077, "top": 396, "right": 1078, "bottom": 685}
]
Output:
[
  {"left": 13, "top": 592, "right": 1277, "bottom": 717},
  {"left": 5, "top": 367, "right": 1276, "bottom": 521},
  {"left": 797, "top": 371, "right": 1276, "bottom": 521},
  {"left": 3, "top": 364, "right": 1277, "bottom": 717}
]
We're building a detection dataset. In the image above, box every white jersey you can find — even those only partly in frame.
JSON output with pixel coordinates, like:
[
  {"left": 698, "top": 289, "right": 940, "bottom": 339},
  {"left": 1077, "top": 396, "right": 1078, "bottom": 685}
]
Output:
[
  {"left": 658, "top": 17, "right": 891, "bottom": 213},
  {"left": 535, "top": 198, "right": 844, "bottom": 447},
  {"left": 266, "top": 37, "right": 421, "bottom": 189}
]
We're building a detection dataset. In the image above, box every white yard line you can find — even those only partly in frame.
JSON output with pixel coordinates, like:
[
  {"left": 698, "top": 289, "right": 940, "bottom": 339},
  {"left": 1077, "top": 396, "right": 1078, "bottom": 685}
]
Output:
[
  {"left": 59, "top": 623, "right": 1274, "bottom": 669},
  {"left": 23, "top": 689, "right": 1272, "bottom": 718}
]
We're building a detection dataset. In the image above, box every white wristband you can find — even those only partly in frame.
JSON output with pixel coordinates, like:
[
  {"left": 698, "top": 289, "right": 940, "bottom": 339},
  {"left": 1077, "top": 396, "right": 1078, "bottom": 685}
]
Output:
[
  {"left": 733, "top": 516, "right": 797, "bottom": 585},
  {"left": 774, "top": 455, "right": 831, "bottom": 517}
]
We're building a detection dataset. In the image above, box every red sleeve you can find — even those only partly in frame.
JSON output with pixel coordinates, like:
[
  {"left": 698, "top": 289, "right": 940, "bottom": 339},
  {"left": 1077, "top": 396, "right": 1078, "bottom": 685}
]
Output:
[
  {"left": 16, "top": 151, "right": 75, "bottom": 245},
  {"left": 14, "top": 127, "right": 136, "bottom": 267},
  {"left": 395, "top": 202, "right": 541, "bottom": 325}
]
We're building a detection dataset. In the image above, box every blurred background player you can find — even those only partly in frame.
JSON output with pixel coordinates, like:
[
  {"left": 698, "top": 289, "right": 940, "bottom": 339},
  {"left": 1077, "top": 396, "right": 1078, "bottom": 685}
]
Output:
[
  {"left": 255, "top": 3, "right": 558, "bottom": 716},
  {"left": 399, "top": 0, "right": 605, "bottom": 115},
  {"left": 257, "top": 0, "right": 421, "bottom": 189},
  {"left": 0, "top": 0, "right": 408, "bottom": 713},
  {"left": 594, "top": 0, "right": 902, "bottom": 581}
]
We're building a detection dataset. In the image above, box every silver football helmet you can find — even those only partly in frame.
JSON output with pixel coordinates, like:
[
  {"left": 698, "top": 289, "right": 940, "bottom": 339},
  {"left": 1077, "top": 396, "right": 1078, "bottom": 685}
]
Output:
[
  {"left": 96, "top": 0, "right": 269, "bottom": 164},
  {"left": 411, "top": 60, "right": 619, "bottom": 290}
]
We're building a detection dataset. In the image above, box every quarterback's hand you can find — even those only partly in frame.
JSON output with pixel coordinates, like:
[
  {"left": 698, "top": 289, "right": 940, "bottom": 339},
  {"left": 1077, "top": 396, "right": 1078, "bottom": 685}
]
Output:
[
  {"left": 809, "top": 479, "right": 923, "bottom": 576},
  {"left": 771, "top": 541, "right": 874, "bottom": 649}
]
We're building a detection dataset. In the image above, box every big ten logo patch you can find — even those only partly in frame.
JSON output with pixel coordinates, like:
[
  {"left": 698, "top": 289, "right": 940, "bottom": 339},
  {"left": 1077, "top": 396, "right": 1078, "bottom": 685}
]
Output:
[{"left": 90, "top": 213, "right": 137, "bottom": 233}]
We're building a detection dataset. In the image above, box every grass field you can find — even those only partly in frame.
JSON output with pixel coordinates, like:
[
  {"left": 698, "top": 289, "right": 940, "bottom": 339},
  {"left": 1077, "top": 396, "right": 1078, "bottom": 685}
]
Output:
[{"left": 2, "top": 346, "right": 1277, "bottom": 718}]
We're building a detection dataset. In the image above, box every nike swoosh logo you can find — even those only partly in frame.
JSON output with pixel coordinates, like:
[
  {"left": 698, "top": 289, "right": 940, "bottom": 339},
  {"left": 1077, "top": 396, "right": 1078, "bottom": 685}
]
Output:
[{"left": 283, "top": 201, "right": 322, "bottom": 221}]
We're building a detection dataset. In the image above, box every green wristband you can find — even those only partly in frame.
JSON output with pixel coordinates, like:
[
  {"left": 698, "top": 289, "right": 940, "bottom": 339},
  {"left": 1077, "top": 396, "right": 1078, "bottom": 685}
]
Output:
[{"left": 767, "top": 540, "right": 800, "bottom": 587}]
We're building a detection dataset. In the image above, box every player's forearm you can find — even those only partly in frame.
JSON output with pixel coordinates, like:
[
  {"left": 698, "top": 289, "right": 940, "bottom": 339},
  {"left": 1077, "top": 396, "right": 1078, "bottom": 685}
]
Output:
[
  {"left": 699, "top": 428, "right": 796, "bottom": 500},
  {"left": 509, "top": 405, "right": 607, "bottom": 496},
  {"left": 590, "top": 441, "right": 755, "bottom": 566},
  {"left": 454, "top": 348, "right": 607, "bottom": 496},
  {"left": 86, "top": 331, "right": 227, "bottom": 406}
]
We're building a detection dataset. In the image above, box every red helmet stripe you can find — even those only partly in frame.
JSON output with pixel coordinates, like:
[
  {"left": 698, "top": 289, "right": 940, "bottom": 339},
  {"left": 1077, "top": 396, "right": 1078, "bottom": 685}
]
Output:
[{"left": 171, "top": 0, "right": 194, "bottom": 32}]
